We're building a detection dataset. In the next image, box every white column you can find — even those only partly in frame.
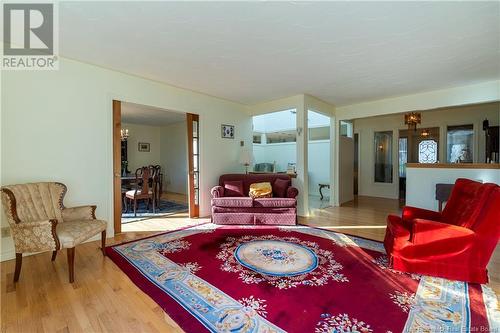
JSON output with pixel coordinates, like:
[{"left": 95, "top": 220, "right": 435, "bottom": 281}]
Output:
[{"left": 295, "top": 97, "right": 309, "bottom": 216}]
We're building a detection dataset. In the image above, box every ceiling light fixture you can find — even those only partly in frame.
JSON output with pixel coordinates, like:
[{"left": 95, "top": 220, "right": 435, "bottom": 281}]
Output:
[
  {"left": 121, "top": 128, "right": 129, "bottom": 141},
  {"left": 404, "top": 112, "right": 421, "bottom": 131}
]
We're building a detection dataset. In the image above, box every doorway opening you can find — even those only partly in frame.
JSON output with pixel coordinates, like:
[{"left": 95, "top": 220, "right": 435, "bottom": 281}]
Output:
[
  {"left": 112, "top": 101, "right": 199, "bottom": 234},
  {"left": 252, "top": 109, "right": 297, "bottom": 174},
  {"left": 398, "top": 127, "right": 439, "bottom": 201},
  {"left": 307, "top": 110, "right": 332, "bottom": 212}
]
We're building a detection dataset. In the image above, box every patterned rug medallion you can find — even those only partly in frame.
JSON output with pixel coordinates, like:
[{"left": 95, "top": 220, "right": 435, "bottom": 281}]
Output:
[{"left": 106, "top": 224, "right": 499, "bottom": 333}]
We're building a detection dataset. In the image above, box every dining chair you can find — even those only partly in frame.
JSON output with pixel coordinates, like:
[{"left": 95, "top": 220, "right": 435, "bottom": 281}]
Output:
[
  {"left": 125, "top": 167, "right": 155, "bottom": 217},
  {"left": 151, "top": 165, "right": 163, "bottom": 209}
]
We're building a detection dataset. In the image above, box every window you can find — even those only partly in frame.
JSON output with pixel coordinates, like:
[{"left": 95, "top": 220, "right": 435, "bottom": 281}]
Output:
[
  {"left": 266, "top": 131, "right": 296, "bottom": 143},
  {"left": 418, "top": 140, "right": 438, "bottom": 163},
  {"left": 398, "top": 137, "right": 408, "bottom": 177},
  {"left": 447, "top": 125, "right": 473, "bottom": 163},
  {"left": 340, "top": 121, "right": 353, "bottom": 138},
  {"left": 374, "top": 131, "right": 393, "bottom": 183},
  {"left": 308, "top": 126, "right": 330, "bottom": 141}
]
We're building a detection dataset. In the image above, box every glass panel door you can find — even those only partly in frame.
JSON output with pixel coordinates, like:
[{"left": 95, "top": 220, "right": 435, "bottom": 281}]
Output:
[
  {"left": 374, "top": 131, "right": 393, "bottom": 183},
  {"left": 187, "top": 113, "right": 200, "bottom": 217}
]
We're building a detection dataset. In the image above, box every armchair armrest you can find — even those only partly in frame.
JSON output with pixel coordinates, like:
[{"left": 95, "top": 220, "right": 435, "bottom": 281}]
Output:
[
  {"left": 286, "top": 186, "right": 299, "bottom": 199},
  {"left": 402, "top": 206, "right": 442, "bottom": 223},
  {"left": 411, "top": 218, "right": 474, "bottom": 245},
  {"left": 387, "top": 214, "right": 411, "bottom": 239},
  {"left": 11, "top": 219, "right": 59, "bottom": 253},
  {"left": 211, "top": 186, "right": 224, "bottom": 198},
  {"left": 62, "top": 205, "right": 96, "bottom": 221}
]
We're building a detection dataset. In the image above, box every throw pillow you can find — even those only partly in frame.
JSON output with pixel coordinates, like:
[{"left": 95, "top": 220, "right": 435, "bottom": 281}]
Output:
[
  {"left": 273, "top": 178, "right": 289, "bottom": 197},
  {"left": 224, "top": 180, "right": 244, "bottom": 197},
  {"left": 249, "top": 182, "right": 273, "bottom": 198}
]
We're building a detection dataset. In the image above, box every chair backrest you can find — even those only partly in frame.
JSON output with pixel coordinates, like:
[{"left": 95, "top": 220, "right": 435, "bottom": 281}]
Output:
[
  {"left": 441, "top": 178, "right": 496, "bottom": 228},
  {"left": 135, "top": 167, "right": 151, "bottom": 194},
  {"left": 1, "top": 182, "right": 65, "bottom": 225},
  {"left": 470, "top": 185, "right": 500, "bottom": 266}
]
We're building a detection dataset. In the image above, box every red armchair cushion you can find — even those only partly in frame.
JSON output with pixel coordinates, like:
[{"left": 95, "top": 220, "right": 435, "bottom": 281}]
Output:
[
  {"left": 223, "top": 180, "right": 244, "bottom": 197},
  {"left": 410, "top": 218, "right": 475, "bottom": 246},
  {"left": 273, "top": 178, "right": 289, "bottom": 197}
]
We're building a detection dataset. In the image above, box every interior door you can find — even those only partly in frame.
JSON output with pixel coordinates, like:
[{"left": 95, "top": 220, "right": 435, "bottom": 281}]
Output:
[
  {"left": 112, "top": 100, "right": 122, "bottom": 234},
  {"left": 187, "top": 113, "right": 200, "bottom": 218}
]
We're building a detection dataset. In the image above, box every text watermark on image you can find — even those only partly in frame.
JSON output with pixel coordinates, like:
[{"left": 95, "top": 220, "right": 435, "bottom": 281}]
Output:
[{"left": 2, "top": 2, "right": 59, "bottom": 70}]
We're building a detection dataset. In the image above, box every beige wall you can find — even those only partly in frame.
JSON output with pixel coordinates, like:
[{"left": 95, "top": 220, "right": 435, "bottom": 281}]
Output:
[
  {"left": 122, "top": 123, "right": 162, "bottom": 173},
  {"left": 353, "top": 102, "right": 500, "bottom": 199},
  {"left": 123, "top": 122, "right": 188, "bottom": 195},
  {"left": 160, "top": 121, "right": 188, "bottom": 195},
  {"left": 1, "top": 57, "right": 252, "bottom": 260}
]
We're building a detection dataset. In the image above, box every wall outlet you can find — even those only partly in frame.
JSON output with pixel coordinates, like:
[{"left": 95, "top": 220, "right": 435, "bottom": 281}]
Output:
[{"left": 1, "top": 227, "right": 10, "bottom": 238}]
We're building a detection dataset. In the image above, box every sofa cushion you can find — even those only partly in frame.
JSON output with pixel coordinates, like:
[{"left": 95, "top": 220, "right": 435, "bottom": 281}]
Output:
[
  {"left": 273, "top": 178, "right": 289, "bottom": 197},
  {"left": 57, "top": 219, "right": 107, "bottom": 248},
  {"left": 224, "top": 180, "right": 244, "bottom": 197},
  {"left": 253, "top": 198, "right": 296, "bottom": 208},
  {"left": 212, "top": 197, "right": 253, "bottom": 208},
  {"left": 219, "top": 174, "right": 291, "bottom": 197}
]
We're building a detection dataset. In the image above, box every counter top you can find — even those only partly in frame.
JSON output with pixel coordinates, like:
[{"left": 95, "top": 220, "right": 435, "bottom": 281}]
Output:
[{"left": 406, "top": 163, "right": 499, "bottom": 169}]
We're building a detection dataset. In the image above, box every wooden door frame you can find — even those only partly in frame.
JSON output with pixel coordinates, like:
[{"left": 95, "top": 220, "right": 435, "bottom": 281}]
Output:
[
  {"left": 186, "top": 113, "right": 200, "bottom": 218},
  {"left": 113, "top": 100, "right": 122, "bottom": 234},
  {"left": 113, "top": 102, "right": 200, "bottom": 233}
]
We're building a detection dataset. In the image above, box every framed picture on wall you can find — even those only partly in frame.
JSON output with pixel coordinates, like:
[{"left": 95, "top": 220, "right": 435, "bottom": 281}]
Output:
[
  {"left": 138, "top": 142, "right": 150, "bottom": 152},
  {"left": 221, "top": 124, "right": 234, "bottom": 139}
]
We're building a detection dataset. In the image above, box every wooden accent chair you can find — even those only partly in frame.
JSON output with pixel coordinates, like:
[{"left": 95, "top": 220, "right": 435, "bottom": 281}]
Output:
[
  {"left": 150, "top": 165, "right": 163, "bottom": 209},
  {"left": 125, "top": 166, "right": 155, "bottom": 216},
  {"left": 0, "top": 182, "right": 107, "bottom": 283}
]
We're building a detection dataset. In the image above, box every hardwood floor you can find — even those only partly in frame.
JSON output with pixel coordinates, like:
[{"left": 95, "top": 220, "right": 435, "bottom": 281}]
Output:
[{"left": 1, "top": 196, "right": 498, "bottom": 332}]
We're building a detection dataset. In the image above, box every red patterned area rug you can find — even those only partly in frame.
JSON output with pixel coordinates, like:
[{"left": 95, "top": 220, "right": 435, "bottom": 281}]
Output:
[{"left": 106, "top": 224, "right": 499, "bottom": 333}]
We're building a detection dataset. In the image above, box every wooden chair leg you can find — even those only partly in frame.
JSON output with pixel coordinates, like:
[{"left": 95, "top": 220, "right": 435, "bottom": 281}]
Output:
[
  {"left": 51, "top": 250, "right": 57, "bottom": 261},
  {"left": 133, "top": 198, "right": 137, "bottom": 217},
  {"left": 101, "top": 230, "right": 106, "bottom": 256},
  {"left": 67, "top": 248, "right": 75, "bottom": 283},
  {"left": 14, "top": 253, "right": 22, "bottom": 283}
]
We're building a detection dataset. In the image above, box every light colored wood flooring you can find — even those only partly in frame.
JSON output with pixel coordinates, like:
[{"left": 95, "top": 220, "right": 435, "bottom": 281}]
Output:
[
  {"left": 121, "top": 192, "right": 189, "bottom": 233},
  {"left": 1, "top": 195, "right": 498, "bottom": 333}
]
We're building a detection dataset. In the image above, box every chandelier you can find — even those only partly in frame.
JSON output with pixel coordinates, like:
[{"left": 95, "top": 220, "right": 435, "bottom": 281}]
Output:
[
  {"left": 404, "top": 112, "right": 421, "bottom": 131},
  {"left": 121, "top": 128, "right": 129, "bottom": 141},
  {"left": 421, "top": 129, "right": 430, "bottom": 137}
]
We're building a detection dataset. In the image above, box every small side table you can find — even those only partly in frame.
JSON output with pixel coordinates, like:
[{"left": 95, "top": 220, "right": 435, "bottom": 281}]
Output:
[{"left": 318, "top": 184, "right": 330, "bottom": 200}]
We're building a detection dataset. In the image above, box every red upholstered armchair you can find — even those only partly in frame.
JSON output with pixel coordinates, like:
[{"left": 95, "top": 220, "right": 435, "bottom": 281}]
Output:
[{"left": 384, "top": 178, "right": 500, "bottom": 283}]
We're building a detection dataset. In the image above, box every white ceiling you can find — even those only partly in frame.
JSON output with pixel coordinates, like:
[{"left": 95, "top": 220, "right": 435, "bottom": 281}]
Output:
[
  {"left": 60, "top": 2, "right": 500, "bottom": 106},
  {"left": 121, "top": 102, "right": 185, "bottom": 126}
]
